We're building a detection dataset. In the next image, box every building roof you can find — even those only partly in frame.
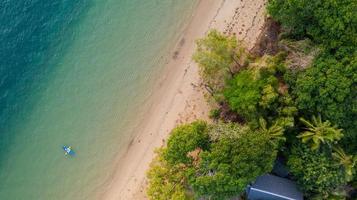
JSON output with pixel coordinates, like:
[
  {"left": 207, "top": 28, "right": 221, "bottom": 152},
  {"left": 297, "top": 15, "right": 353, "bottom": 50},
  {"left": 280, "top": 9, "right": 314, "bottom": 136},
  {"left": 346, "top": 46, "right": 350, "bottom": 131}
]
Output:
[{"left": 247, "top": 174, "right": 303, "bottom": 200}]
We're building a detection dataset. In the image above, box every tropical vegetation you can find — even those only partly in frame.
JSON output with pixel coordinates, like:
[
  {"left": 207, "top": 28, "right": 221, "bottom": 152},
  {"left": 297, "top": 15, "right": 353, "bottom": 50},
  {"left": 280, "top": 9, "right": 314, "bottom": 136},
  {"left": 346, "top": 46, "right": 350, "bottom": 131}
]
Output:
[{"left": 147, "top": 0, "right": 357, "bottom": 199}]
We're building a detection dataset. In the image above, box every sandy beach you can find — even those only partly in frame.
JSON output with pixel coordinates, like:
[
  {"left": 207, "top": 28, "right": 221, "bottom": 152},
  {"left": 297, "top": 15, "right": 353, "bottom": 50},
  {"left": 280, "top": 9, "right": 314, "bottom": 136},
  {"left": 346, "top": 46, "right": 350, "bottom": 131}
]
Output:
[{"left": 101, "top": 0, "right": 267, "bottom": 199}]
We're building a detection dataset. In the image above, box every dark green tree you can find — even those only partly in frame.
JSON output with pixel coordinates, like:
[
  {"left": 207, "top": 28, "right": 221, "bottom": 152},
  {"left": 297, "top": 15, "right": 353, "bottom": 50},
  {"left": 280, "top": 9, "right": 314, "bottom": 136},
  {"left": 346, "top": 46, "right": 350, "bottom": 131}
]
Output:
[
  {"left": 267, "top": 0, "right": 357, "bottom": 48},
  {"left": 288, "top": 144, "right": 347, "bottom": 197},
  {"left": 188, "top": 130, "right": 277, "bottom": 199},
  {"left": 294, "top": 54, "right": 357, "bottom": 150}
]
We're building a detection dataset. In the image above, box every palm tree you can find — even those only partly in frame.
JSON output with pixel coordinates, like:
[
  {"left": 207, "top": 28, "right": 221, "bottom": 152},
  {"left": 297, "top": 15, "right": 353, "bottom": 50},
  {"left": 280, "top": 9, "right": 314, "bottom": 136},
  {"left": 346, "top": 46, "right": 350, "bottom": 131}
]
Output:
[
  {"left": 332, "top": 146, "right": 357, "bottom": 181},
  {"left": 297, "top": 115, "right": 343, "bottom": 150},
  {"left": 259, "top": 118, "right": 285, "bottom": 146}
]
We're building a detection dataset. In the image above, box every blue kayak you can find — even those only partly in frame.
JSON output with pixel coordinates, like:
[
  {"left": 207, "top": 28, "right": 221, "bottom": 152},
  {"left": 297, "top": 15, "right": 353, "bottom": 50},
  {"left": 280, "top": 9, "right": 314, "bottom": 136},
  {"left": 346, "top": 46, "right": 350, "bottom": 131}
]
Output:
[{"left": 62, "top": 145, "right": 75, "bottom": 156}]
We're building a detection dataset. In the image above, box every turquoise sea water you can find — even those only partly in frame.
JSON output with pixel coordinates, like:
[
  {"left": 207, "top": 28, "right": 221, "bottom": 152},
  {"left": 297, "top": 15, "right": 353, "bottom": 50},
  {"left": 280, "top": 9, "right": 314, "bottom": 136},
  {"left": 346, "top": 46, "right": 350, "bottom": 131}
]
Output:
[{"left": 0, "top": 0, "right": 197, "bottom": 199}]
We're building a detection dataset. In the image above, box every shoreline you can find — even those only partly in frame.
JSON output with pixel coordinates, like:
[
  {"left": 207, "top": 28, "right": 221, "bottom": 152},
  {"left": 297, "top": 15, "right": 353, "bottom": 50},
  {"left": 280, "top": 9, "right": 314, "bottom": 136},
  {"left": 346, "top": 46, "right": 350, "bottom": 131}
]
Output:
[{"left": 101, "top": 0, "right": 267, "bottom": 199}]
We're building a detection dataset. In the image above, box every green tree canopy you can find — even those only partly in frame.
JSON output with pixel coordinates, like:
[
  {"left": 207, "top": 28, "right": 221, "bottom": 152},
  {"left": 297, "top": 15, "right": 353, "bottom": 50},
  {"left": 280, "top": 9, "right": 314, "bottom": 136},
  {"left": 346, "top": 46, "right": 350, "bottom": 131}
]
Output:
[
  {"left": 163, "top": 121, "right": 209, "bottom": 166},
  {"left": 193, "top": 30, "right": 244, "bottom": 93},
  {"left": 294, "top": 54, "right": 357, "bottom": 150},
  {"left": 224, "top": 69, "right": 266, "bottom": 121},
  {"left": 224, "top": 55, "right": 297, "bottom": 128},
  {"left": 147, "top": 149, "right": 193, "bottom": 200},
  {"left": 188, "top": 130, "right": 277, "bottom": 199},
  {"left": 288, "top": 144, "right": 347, "bottom": 197},
  {"left": 267, "top": 0, "right": 357, "bottom": 48}
]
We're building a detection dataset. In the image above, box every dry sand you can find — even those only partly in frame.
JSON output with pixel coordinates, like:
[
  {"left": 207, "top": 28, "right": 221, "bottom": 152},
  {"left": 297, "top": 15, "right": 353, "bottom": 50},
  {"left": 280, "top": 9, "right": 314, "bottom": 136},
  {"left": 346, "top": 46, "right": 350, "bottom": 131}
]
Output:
[{"left": 101, "top": 0, "right": 267, "bottom": 199}]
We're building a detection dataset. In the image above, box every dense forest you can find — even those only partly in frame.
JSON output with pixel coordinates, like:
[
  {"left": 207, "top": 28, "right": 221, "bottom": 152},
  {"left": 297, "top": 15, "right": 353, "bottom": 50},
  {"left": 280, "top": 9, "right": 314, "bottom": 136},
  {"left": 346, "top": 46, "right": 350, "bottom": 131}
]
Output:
[{"left": 146, "top": 1, "right": 357, "bottom": 199}]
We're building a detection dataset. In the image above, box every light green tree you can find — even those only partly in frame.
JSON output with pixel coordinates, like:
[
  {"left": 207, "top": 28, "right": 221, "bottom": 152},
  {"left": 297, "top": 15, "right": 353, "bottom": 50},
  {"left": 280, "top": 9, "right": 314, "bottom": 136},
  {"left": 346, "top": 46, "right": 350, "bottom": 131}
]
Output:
[
  {"left": 258, "top": 118, "right": 285, "bottom": 147},
  {"left": 332, "top": 146, "right": 357, "bottom": 181},
  {"left": 297, "top": 115, "right": 343, "bottom": 150},
  {"left": 193, "top": 30, "right": 245, "bottom": 93},
  {"left": 224, "top": 69, "right": 264, "bottom": 121},
  {"left": 163, "top": 121, "right": 208, "bottom": 165},
  {"left": 147, "top": 149, "right": 193, "bottom": 200}
]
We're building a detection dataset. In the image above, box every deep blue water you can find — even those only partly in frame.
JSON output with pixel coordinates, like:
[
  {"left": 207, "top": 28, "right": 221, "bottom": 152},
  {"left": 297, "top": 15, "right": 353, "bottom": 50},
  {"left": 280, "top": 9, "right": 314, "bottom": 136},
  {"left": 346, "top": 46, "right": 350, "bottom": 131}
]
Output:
[
  {"left": 0, "top": 0, "right": 90, "bottom": 172},
  {"left": 0, "top": 0, "right": 90, "bottom": 162}
]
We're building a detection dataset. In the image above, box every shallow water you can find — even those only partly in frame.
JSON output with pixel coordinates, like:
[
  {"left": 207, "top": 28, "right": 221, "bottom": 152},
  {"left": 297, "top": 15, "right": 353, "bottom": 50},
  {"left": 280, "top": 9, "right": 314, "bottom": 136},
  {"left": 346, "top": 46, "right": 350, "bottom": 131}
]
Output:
[{"left": 0, "top": 0, "right": 197, "bottom": 199}]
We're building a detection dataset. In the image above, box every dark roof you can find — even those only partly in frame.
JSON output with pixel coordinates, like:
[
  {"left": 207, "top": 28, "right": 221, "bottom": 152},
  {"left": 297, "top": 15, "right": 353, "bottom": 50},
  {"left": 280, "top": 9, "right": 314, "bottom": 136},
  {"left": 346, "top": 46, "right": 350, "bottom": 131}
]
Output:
[
  {"left": 272, "top": 157, "right": 290, "bottom": 178},
  {"left": 247, "top": 174, "right": 303, "bottom": 200}
]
